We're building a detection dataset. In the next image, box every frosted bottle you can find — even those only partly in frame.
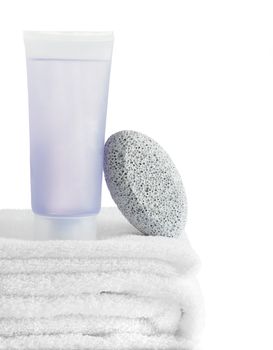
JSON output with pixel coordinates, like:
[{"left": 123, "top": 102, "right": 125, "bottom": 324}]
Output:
[{"left": 24, "top": 31, "right": 113, "bottom": 217}]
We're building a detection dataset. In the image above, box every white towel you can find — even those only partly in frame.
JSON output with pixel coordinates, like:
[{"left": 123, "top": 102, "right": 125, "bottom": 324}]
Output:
[
  {"left": 0, "top": 207, "right": 203, "bottom": 349},
  {"left": 0, "top": 271, "right": 195, "bottom": 302},
  {"left": 0, "top": 208, "right": 199, "bottom": 275},
  {"left": 0, "top": 294, "right": 180, "bottom": 327},
  {"left": 0, "top": 316, "right": 165, "bottom": 337},
  {"left": 0, "top": 279, "right": 202, "bottom": 337},
  {"left": 0, "top": 333, "right": 194, "bottom": 350},
  {"left": 0, "top": 257, "right": 179, "bottom": 276}
]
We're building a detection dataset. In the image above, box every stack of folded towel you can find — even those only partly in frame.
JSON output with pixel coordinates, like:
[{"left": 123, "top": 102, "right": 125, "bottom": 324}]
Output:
[{"left": 0, "top": 208, "right": 203, "bottom": 350}]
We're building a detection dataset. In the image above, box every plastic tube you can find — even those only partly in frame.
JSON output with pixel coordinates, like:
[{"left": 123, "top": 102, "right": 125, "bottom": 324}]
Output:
[{"left": 24, "top": 31, "right": 113, "bottom": 218}]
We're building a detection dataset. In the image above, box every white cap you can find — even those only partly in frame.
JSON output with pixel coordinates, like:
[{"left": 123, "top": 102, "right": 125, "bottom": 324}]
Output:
[
  {"left": 0, "top": 210, "right": 97, "bottom": 240},
  {"left": 32, "top": 214, "right": 97, "bottom": 240}
]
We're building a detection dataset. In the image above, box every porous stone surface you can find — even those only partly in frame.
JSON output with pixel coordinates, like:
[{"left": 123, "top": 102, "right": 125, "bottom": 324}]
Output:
[{"left": 103, "top": 130, "right": 187, "bottom": 237}]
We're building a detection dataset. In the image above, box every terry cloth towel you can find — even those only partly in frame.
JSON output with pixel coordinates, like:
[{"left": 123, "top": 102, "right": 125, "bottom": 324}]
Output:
[{"left": 0, "top": 207, "right": 203, "bottom": 350}]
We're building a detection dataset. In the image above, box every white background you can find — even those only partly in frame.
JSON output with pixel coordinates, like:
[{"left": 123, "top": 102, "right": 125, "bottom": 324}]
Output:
[{"left": 0, "top": 1, "right": 272, "bottom": 349}]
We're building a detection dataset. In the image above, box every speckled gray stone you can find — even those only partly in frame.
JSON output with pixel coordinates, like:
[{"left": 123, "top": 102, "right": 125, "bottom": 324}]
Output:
[{"left": 103, "top": 130, "right": 187, "bottom": 237}]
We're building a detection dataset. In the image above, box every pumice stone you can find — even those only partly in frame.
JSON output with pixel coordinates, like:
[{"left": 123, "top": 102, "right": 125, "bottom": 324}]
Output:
[{"left": 103, "top": 130, "right": 187, "bottom": 237}]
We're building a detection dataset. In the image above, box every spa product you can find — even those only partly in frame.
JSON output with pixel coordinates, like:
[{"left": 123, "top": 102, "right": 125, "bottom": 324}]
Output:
[
  {"left": 104, "top": 131, "right": 187, "bottom": 237},
  {"left": 24, "top": 31, "right": 113, "bottom": 217}
]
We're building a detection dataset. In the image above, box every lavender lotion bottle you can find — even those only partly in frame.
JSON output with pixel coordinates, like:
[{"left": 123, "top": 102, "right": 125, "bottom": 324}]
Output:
[{"left": 24, "top": 31, "right": 114, "bottom": 239}]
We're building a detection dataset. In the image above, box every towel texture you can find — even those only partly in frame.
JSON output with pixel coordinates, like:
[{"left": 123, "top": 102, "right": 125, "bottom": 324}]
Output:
[
  {"left": 0, "top": 207, "right": 203, "bottom": 349},
  {"left": 0, "top": 334, "right": 194, "bottom": 350}
]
